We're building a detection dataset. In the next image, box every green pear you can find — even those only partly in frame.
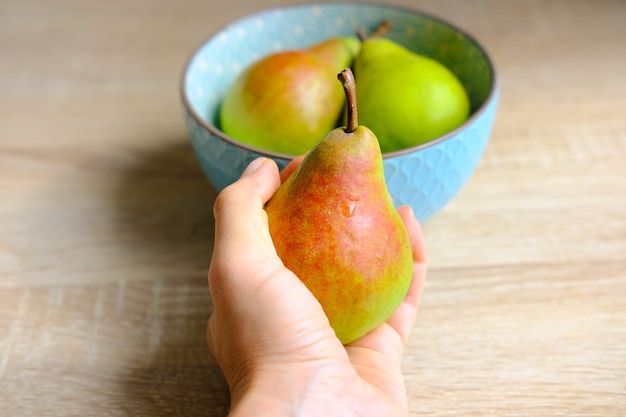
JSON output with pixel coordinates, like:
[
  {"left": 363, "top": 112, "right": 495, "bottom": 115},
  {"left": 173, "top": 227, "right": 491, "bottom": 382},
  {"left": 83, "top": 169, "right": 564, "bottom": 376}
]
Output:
[
  {"left": 265, "top": 68, "right": 413, "bottom": 345},
  {"left": 354, "top": 37, "right": 470, "bottom": 152},
  {"left": 219, "top": 37, "right": 361, "bottom": 156}
]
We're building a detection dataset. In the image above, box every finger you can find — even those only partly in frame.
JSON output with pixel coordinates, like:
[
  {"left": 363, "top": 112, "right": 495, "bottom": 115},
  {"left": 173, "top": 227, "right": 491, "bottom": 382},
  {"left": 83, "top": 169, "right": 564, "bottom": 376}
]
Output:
[
  {"left": 213, "top": 157, "right": 280, "bottom": 241},
  {"left": 385, "top": 205, "right": 427, "bottom": 346},
  {"left": 279, "top": 154, "right": 306, "bottom": 183},
  {"left": 399, "top": 205, "right": 427, "bottom": 265},
  {"left": 209, "top": 158, "right": 282, "bottom": 298}
]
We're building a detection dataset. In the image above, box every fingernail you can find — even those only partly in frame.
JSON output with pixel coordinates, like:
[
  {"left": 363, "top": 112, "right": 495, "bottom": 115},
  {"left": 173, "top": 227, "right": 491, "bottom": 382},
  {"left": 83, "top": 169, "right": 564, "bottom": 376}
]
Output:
[
  {"left": 243, "top": 157, "right": 267, "bottom": 176},
  {"left": 398, "top": 204, "right": 413, "bottom": 214}
]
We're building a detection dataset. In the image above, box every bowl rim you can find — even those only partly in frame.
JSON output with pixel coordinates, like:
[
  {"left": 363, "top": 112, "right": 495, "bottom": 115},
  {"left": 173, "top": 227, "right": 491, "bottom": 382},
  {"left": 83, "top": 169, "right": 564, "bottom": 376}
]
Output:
[{"left": 179, "top": 1, "right": 499, "bottom": 161}]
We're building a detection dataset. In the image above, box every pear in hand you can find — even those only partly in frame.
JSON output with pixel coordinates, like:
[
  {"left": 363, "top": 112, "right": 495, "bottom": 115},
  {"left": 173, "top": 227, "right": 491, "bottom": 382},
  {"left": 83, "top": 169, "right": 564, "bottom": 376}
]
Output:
[
  {"left": 354, "top": 35, "right": 470, "bottom": 152},
  {"left": 265, "top": 68, "right": 413, "bottom": 345},
  {"left": 219, "top": 37, "right": 360, "bottom": 156}
]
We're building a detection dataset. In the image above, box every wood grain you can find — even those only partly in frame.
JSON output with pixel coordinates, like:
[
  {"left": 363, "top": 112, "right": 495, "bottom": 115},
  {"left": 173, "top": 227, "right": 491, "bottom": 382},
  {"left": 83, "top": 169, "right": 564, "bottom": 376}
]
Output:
[{"left": 1, "top": 0, "right": 625, "bottom": 415}]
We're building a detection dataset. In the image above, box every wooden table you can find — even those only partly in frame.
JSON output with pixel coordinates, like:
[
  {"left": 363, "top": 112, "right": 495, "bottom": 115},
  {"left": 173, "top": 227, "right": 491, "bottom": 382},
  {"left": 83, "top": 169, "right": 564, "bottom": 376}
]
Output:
[{"left": 1, "top": 0, "right": 625, "bottom": 415}]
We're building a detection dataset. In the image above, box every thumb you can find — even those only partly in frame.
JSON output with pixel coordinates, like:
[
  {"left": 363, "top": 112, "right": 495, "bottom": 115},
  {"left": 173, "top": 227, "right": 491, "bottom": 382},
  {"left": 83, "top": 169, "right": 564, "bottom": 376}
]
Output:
[{"left": 209, "top": 157, "right": 282, "bottom": 305}]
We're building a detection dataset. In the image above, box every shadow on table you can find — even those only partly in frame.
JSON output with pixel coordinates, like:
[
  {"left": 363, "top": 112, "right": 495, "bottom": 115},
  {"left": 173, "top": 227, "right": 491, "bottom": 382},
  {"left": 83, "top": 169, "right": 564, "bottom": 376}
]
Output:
[
  {"left": 119, "top": 317, "right": 232, "bottom": 416},
  {"left": 120, "top": 323, "right": 232, "bottom": 416},
  {"left": 112, "top": 138, "right": 218, "bottom": 266},
  {"left": 112, "top": 139, "right": 231, "bottom": 416}
]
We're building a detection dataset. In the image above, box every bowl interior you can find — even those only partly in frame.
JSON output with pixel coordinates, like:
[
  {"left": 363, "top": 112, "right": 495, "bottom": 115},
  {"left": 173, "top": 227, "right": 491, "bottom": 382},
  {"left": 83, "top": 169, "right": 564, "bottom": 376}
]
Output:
[{"left": 182, "top": 2, "right": 495, "bottom": 155}]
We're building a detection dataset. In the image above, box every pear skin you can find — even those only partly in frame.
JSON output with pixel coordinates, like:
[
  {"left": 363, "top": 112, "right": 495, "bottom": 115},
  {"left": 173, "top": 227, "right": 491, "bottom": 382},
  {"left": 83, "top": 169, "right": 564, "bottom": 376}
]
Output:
[
  {"left": 265, "top": 69, "right": 413, "bottom": 344},
  {"left": 354, "top": 37, "right": 470, "bottom": 152},
  {"left": 220, "top": 37, "right": 361, "bottom": 156}
]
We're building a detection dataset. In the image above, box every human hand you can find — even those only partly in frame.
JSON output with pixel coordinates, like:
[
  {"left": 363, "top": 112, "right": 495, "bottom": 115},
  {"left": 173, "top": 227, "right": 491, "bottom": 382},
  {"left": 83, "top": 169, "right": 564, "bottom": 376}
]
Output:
[{"left": 207, "top": 157, "right": 427, "bottom": 416}]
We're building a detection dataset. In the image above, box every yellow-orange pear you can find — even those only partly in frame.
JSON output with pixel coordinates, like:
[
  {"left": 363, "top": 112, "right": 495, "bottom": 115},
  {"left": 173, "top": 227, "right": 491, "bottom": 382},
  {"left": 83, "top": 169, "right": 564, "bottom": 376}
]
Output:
[
  {"left": 219, "top": 37, "right": 360, "bottom": 156},
  {"left": 265, "top": 68, "right": 413, "bottom": 344}
]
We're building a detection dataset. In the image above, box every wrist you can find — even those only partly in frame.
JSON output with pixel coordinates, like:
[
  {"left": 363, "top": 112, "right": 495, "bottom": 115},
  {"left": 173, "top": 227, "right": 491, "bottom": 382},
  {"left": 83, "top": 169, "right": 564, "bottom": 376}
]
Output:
[
  {"left": 227, "top": 367, "right": 318, "bottom": 417},
  {"left": 228, "top": 391, "right": 295, "bottom": 417},
  {"left": 227, "top": 362, "right": 354, "bottom": 417}
]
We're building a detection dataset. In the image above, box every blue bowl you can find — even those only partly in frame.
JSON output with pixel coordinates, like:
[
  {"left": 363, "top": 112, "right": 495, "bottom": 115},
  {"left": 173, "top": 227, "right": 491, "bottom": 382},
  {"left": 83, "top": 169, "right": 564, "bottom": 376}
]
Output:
[{"left": 180, "top": 2, "right": 499, "bottom": 223}]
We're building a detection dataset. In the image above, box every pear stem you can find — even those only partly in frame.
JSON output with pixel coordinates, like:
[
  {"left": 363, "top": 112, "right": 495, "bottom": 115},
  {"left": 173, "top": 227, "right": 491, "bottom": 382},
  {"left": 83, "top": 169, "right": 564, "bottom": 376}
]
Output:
[
  {"left": 356, "top": 20, "right": 392, "bottom": 42},
  {"left": 337, "top": 68, "right": 358, "bottom": 133}
]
